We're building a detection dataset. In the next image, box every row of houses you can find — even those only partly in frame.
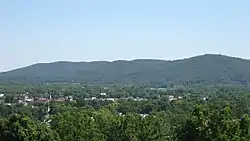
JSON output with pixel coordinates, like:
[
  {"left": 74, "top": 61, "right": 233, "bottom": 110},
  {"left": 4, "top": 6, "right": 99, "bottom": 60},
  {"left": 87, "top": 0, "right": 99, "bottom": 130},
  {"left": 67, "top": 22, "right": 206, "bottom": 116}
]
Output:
[
  {"left": 33, "top": 96, "right": 74, "bottom": 104},
  {"left": 84, "top": 96, "right": 148, "bottom": 102},
  {"left": 0, "top": 93, "right": 74, "bottom": 106},
  {"left": 168, "top": 95, "right": 183, "bottom": 101}
]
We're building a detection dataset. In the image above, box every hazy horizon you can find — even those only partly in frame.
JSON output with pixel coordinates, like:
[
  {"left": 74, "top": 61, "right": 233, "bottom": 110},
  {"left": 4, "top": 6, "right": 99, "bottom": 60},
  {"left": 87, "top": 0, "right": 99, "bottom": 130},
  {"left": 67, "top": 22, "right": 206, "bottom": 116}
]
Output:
[
  {"left": 1, "top": 53, "right": 250, "bottom": 73},
  {"left": 1, "top": 0, "right": 249, "bottom": 72}
]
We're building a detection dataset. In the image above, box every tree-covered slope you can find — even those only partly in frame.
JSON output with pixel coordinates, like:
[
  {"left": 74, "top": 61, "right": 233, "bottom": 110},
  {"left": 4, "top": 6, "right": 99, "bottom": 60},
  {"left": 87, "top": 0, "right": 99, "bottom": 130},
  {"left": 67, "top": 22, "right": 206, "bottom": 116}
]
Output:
[{"left": 0, "top": 54, "right": 250, "bottom": 85}]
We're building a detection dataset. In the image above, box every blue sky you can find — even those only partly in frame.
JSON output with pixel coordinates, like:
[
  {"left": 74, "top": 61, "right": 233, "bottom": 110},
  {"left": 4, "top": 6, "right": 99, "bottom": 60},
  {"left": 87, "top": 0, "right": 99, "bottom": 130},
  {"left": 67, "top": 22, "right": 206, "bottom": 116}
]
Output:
[{"left": 0, "top": 0, "right": 249, "bottom": 72}]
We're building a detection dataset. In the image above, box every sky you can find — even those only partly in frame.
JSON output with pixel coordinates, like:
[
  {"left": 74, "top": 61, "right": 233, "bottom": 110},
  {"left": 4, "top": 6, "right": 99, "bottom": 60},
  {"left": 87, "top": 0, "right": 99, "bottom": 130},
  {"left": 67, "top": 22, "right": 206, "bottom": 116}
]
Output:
[{"left": 0, "top": 0, "right": 249, "bottom": 72}]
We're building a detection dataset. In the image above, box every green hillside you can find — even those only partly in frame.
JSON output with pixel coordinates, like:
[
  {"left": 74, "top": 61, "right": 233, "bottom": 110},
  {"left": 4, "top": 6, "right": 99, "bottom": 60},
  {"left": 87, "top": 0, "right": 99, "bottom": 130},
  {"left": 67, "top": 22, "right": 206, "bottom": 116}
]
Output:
[{"left": 0, "top": 54, "right": 250, "bottom": 86}]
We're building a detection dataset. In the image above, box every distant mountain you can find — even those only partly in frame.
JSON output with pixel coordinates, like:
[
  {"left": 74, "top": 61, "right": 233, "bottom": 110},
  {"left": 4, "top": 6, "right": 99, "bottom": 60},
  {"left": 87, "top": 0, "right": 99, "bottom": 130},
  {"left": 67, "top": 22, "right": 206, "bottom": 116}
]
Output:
[{"left": 0, "top": 54, "right": 250, "bottom": 86}]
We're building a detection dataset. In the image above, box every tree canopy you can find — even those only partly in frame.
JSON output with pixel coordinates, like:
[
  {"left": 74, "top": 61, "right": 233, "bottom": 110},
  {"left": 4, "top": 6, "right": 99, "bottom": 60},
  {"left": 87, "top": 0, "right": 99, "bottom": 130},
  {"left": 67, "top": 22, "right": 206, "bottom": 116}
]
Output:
[{"left": 1, "top": 54, "right": 250, "bottom": 86}]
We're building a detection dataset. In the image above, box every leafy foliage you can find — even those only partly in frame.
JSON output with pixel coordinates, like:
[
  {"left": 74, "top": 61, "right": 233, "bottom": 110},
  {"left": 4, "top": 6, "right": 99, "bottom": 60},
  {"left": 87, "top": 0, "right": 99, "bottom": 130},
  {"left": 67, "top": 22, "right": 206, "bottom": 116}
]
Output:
[
  {"left": 1, "top": 85, "right": 250, "bottom": 140},
  {"left": 0, "top": 114, "right": 60, "bottom": 141}
]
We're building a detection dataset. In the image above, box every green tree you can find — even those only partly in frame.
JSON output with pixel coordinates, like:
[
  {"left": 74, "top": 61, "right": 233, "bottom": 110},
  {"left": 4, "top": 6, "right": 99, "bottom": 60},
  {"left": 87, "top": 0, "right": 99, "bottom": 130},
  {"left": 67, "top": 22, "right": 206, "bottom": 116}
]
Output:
[
  {"left": 50, "top": 110, "right": 105, "bottom": 141},
  {"left": 0, "top": 114, "right": 60, "bottom": 141},
  {"left": 177, "top": 105, "right": 250, "bottom": 141}
]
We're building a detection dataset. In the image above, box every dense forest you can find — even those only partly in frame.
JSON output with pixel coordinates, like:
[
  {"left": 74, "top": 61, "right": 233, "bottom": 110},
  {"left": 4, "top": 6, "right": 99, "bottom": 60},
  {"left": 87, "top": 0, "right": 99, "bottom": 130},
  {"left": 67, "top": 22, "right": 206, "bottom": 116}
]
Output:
[
  {"left": 1, "top": 84, "right": 250, "bottom": 140},
  {"left": 1, "top": 54, "right": 250, "bottom": 140},
  {"left": 1, "top": 54, "right": 250, "bottom": 86}
]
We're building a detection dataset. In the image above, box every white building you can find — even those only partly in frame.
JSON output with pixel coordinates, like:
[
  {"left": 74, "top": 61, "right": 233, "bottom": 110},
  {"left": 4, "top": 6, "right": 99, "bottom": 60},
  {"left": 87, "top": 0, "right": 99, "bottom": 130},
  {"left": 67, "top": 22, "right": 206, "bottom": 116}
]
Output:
[
  {"left": 0, "top": 94, "right": 5, "bottom": 98},
  {"left": 100, "top": 93, "right": 106, "bottom": 96},
  {"left": 178, "top": 96, "right": 183, "bottom": 99},
  {"left": 107, "top": 98, "right": 115, "bottom": 102},
  {"left": 139, "top": 114, "right": 148, "bottom": 118},
  {"left": 68, "top": 96, "right": 73, "bottom": 101},
  {"left": 168, "top": 95, "right": 176, "bottom": 101}
]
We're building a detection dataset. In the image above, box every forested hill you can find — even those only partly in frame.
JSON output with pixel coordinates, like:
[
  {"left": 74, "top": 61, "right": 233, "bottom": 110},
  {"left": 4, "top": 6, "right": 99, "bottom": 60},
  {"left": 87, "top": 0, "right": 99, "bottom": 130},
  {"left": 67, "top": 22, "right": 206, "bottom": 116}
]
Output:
[{"left": 1, "top": 54, "right": 250, "bottom": 86}]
